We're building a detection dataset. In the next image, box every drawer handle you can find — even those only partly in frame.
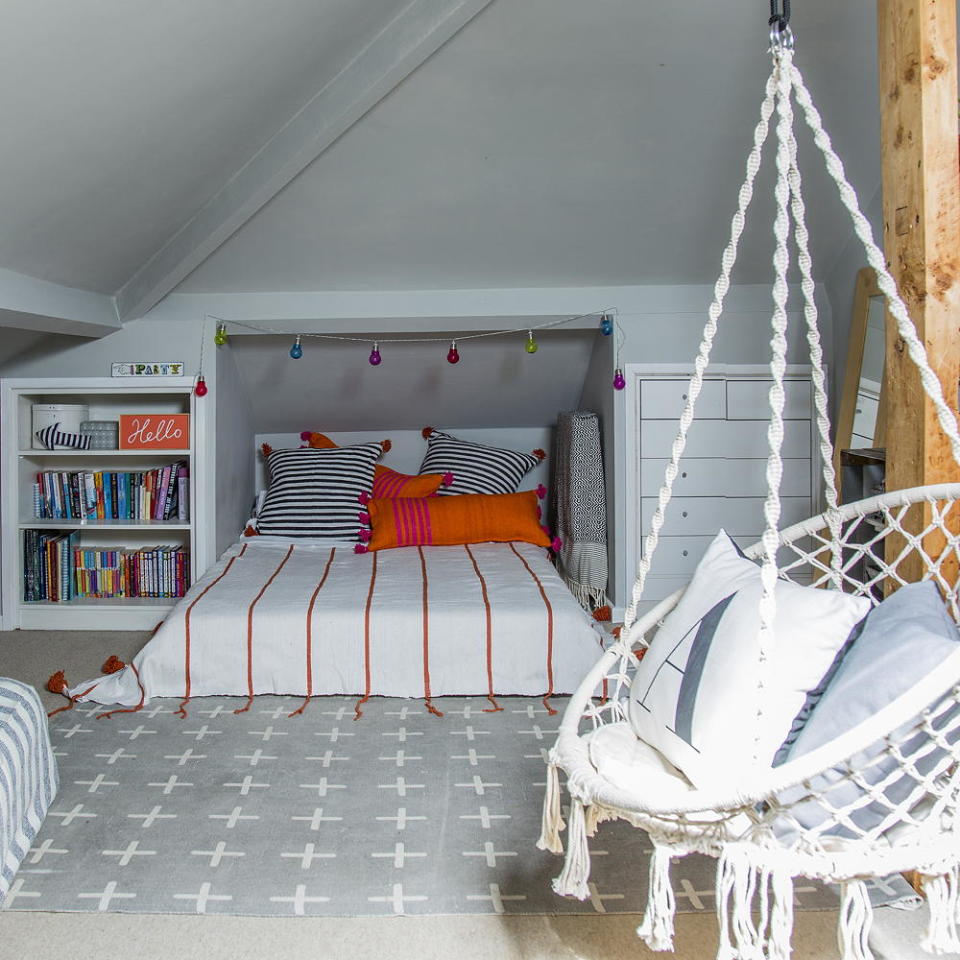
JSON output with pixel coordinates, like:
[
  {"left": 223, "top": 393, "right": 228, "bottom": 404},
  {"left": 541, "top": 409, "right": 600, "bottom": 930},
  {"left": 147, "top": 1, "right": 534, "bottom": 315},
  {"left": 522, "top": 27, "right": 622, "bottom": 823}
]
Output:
[
  {"left": 682, "top": 511, "right": 688, "bottom": 518},
  {"left": 682, "top": 550, "right": 689, "bottom": 557},
  {"left": 681, "top": 471, "right": 687, "bottom": 478},
  {"left": 682, "top": 393, "right": 687, "bottom": 400}
]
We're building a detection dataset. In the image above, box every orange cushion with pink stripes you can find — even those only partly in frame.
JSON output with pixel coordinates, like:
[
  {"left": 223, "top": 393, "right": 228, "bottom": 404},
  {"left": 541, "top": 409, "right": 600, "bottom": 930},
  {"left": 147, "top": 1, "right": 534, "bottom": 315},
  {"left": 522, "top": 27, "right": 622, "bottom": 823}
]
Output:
[
  {"left": 302, "top": 432, "right": 449, "bottom": 498},
  {"left": 364, "top": 490, "right": 551, "bottom": 551}
]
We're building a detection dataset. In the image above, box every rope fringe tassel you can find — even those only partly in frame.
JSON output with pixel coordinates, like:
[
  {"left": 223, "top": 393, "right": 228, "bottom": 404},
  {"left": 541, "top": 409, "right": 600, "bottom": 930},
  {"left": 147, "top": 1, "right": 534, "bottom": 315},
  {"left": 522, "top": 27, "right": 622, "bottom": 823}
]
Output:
[
  {"left": 551, "top": 798, "right": 590, "bottom": 899},
  {"left": 637, "top": 844, "right": 676, "bottom": 952},
  {"left": 536, "top": 761, "right": 566, "bottom": 855}
]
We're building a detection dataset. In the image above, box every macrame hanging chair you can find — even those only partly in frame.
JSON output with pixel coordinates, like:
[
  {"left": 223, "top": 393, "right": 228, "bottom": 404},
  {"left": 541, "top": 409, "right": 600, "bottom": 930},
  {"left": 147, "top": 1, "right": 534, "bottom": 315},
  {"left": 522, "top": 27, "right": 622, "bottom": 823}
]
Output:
[{"left": 538, "top": 14, "right": 960, "bottom": 960}]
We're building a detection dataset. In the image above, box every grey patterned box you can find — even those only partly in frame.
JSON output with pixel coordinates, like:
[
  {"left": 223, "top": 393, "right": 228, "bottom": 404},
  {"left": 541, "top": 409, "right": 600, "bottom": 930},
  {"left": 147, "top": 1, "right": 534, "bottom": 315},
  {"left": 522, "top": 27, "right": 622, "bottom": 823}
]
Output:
[{"left": 79, "top": 420, "right": 119, "bottom": 450}]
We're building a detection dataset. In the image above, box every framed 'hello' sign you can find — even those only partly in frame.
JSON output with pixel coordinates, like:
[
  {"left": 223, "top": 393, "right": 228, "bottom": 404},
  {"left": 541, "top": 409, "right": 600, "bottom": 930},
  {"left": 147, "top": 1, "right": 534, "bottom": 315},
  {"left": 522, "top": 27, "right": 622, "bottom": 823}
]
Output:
[{"left": 119, "top": 414, "right": 190, "bottom": 450}]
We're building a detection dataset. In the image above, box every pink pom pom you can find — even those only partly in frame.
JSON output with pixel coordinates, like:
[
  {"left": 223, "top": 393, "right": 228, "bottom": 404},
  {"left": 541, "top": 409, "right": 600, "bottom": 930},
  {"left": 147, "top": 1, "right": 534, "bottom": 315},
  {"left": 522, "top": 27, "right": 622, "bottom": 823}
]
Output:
[
  {"left": 551, "top": 536, "right": 563, "bottom": 552},
  {"left": 536, "top": 506, "right": 542, "bottom": 519},
  {"left": 358, "top": 511, "right": 371, "bottom": 525},
  {"left": 358, "top": 528, "right": 372, "bottom": 542},
  {"left": 442, "top": 472, "right": 454, "bottom": 487},
  {"left": 540, "top": 524, "right": 551, "bottom": 535},
  {"left": 536, "top": 484, "right": 547, "bottom": 500},
  {"left": 300, "top": 430, "right": 311, "bottom": 442},
  {"left": 358, "top": 491, "right": 371, "bottom": 505},
  {"left": 354, "top": 544, "right": 368, "bottom": 554}
]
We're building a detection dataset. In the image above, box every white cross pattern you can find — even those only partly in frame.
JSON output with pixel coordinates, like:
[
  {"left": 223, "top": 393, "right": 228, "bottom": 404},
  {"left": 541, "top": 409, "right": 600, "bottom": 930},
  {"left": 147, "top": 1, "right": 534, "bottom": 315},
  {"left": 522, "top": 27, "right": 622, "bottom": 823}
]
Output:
[
  {"left": 1, "top": 879, "right": 41, "bottom": 908},
  {"left": 466, "top": 883, "right": 526, "bottom": 914},
  {"left": 299, "top": 777, "right": 346, "bottom": 798},
  {"left": 102, "top": 840, "right": 156, "bottom": 866},
  {"left": 48, "top": 804, "right": 97, "bottom": 826},
  {"left": 173, "top": 882, "right": 233, "bottom": 914},
  {"left": 371, "top": 842, "right": 426, "bottom": 868},
  {"left": 454, "top": 775, "right": 501, "bottom": 796},
  {"left": 451, "top": 749, "right": 494, "bottom": 766},
  {"left": 234, "top": 749, "right": 277, "bottom": 767},
  {"left": 378, "top": 749, "right": 422, "bottom": 768},
  {"left": 77, "top": 880, "right": 136, "bottom": 911},
  {"left": 140, "top": 703, "right": 171, "bottom": 718},
  {"left": 314, "top": 727, "right": 352, "bottom": 743},
  {"left": 163, "top": 748, "right": 207, "bottom": 766},
  {"left": 191, "top": 841, "right": 245, "bottom": 867},
  {"left": 304, "top": 749, "right": 349, "bottom": 768},
  {"left": 588, "top": 882, "right": 625, "bottom": 914},
  {"left": 118, "top": 724, "right": 156, "bottom": 741},
  {"left": 382, "top": 727, "right": 422, "bottom": 743},
  {"left": 793, "top": 884, "right": 819, "bottom": 906},
  {"left": 462, "top": 841, "right": 517, "bottom": 867},
  {"left": 280, "top": 842, "right": 336, "bottom": 869},
  {"left": 321, "top": 705, "right": 351, "bottom": 721},
  {"left": 270, "top": 884, "right": 330, "bottom": 915},
  {"left": 127, "top": 805, "right": 177, "bottom": 828},
  {"left": 376, "top": 807, "right": 427, "bottom": 831},
  {"left": 450, "top": 726, "right": 489, "bottom": 741},
  {"left": 446, "top": 703, "right": 483, "bottom": 719},
  {"left": 675, "top": 878, "right": 712, "bottom": 911},
  {"left": 512, "top": 704, "right": 551, "bottom": 718},
  {"left": 518, "top": 724, "right": 556, "bottom": 741},
  {"left": 378, "top": 777, "right": 424, "bottom": 797},
  {"left": 27, "top": 839, "right": 68, "bottom": 863},
  {"left": 258, "top": 704, "right": 290, "bottom": 720},
  {"left": 74, "top": 773, "right": 119, "bottom": 793},
  {"left": 197, "top": 705, "right": 233, "bottom": 719},
  {"left": 291, "top": 807, "right": 343, "bottom": 831},
  {"left": 57, "top": 723, "right": 92, "bottom": 739},
  {"left": 384, "top": 706, "right": 421, "bottom": 720},
  {"left": 367, "top": 882, "right": 427, "bottom": 915},
  {"left": 459, "top": 806, "right": 510, "bottom": 830},
  {"left": 223, "top": 775, "right": 269, "bottom": 796},
  {"left": 182, "top": 725, "right": 222, "bottom": 741},
  {"left": 147, "top": 774, "right": 193, "bottom": 795},
  {"left": 208, "top": 806, "right": 260, "bottom": 829},
  {"left": 248, "top": 725, "right": 287, "bottom": 742},
  {"left": 95, "top": 748, "right": 136, "bottom": 765}
]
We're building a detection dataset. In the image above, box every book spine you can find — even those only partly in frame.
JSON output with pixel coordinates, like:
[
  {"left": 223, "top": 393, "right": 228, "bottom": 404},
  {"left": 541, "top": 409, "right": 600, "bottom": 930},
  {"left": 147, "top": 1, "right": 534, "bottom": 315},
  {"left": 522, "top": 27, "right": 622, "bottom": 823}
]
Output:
[{"left": 177, "top": 465, "right": 189, "bottom": 521}]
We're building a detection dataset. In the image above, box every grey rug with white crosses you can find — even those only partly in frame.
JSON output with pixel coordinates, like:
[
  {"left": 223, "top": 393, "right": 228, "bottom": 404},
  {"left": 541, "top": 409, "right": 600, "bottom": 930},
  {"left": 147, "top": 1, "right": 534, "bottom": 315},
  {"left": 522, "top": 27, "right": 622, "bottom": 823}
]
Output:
[{"left": 7, "top": 696, "right": 918, "bottom": 918}]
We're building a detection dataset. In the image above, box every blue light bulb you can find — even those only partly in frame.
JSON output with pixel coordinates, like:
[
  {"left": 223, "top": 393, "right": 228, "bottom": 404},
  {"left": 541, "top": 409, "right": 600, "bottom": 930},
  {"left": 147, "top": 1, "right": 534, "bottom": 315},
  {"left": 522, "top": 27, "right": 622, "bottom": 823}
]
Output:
[
  {"left": 290, "top": 336, "right": 303, "bottom": 359},
  {"left": 600, "top": 314, "right": 614, "bottom": 336}
]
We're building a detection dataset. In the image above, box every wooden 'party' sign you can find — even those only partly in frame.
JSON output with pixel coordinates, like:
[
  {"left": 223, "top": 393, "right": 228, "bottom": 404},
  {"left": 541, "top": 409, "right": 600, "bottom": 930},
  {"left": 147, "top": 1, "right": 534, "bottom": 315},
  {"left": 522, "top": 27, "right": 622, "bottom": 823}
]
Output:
[{"left": 119, "top": 414, "right": 190, "bottom": 450}]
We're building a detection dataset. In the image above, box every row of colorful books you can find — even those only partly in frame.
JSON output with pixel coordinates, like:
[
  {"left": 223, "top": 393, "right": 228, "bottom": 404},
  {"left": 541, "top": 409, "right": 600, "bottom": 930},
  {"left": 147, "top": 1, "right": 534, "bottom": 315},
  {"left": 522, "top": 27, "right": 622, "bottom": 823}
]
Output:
[
  {"left": 32, "top": 462, "right": 188, "bottom": 522},
  {"left": 23, "top": 531, "right": 190, "bottom": 601}
]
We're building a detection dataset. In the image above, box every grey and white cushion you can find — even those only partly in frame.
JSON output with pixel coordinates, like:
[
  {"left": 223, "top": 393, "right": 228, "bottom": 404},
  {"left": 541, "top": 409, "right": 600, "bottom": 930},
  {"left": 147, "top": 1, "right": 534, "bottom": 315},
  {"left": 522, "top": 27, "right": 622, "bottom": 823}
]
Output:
[
  {"left": 628, "top": 531, "right": 871, "bottom": 790},
  {"left": 256, "top": 443, "right": 381, "bottom": 540},
  {"left": 419, "top": 429, "right": 541, "bottom": 496}
]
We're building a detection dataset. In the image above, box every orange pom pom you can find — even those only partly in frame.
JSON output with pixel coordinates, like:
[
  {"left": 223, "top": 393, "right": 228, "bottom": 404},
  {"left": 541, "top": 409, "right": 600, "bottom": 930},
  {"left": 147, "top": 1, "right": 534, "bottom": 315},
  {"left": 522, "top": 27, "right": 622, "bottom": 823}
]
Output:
[
  {"left": 591, "top": 605, "right": 612, "bottom": 622},
  {"left": 260, "top": 442, "right": 273, "bottom": 458},
  {"left": 47, "top": 670, "right": 68, "bottom": 695},
  {"left": 422, "top": 426, "right": 435, "bottom": 439},
  {"left": 532, "top": 448, "right": 546, "bottom": 461},
  {"left": 243, "top": 525, "right": 259, "bottom": 537},
  {"left": 381, "top": 439, "right": 392, "bottom": 452},
  {"left": 101, "top": 655, "right": 126, "bottom": 674}
]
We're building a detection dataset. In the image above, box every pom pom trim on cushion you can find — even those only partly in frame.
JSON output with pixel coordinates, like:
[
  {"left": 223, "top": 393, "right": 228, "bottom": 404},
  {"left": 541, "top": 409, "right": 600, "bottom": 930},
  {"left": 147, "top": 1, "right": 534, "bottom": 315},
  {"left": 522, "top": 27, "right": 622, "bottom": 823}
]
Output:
[
  {"left": 533, "top": 448, "right": 546, "bottom": 461},
  {"left": 358, "top": 491, "right": 371, "bottom": 505},
  {"left": 358, "top": 528, "right": 372, "bottom": 542},
  {"left": 536, "top": 484, "right": 547, "bottom": 499},
  {"left": 354, "top": 544, "right": 369, "bottom": 554},
  {"left": 422, "top": 426, "right": 435, "bottom": 439},
  {"left": 261, "top": 442, "right": 273, "bottom": 458},
  {"left": 47, "top": 670, "right": 68, "bottom": 695},
  {"left": 102, "top": 655, "right": 126, "bottom": 674},
  {"left": 381, "top": 439, "right": 392, "bottom": 452},
  {"left": 359, "top": 511, "right": 371, "bottom": 525},
  {"left": 442, "top": 472, "right": 454, "bottom": 487}
]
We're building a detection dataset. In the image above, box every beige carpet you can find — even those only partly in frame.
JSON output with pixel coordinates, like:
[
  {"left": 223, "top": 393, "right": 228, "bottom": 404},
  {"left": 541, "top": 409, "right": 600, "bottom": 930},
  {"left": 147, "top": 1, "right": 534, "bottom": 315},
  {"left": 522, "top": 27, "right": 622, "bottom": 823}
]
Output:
[{"left": 0, "top": 629, "right": 952, "bottom": 960}]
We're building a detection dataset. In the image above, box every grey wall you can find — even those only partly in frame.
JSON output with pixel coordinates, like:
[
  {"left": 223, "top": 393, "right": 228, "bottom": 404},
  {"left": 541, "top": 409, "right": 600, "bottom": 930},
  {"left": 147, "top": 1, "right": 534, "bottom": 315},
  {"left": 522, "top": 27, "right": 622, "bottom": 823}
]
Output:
[{"left": 215, "top": 344, "right": 255, "bottom": 555}]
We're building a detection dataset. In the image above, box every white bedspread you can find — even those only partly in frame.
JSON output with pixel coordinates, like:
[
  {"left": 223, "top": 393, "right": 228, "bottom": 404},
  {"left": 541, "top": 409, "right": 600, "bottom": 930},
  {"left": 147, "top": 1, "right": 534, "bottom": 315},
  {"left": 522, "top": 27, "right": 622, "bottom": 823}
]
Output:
[
  {"left": 0, "top": 679, "right": 58, "bottom": 900},
  {"left": 69, "top": 540, "right": 604, "bottom": 713}
]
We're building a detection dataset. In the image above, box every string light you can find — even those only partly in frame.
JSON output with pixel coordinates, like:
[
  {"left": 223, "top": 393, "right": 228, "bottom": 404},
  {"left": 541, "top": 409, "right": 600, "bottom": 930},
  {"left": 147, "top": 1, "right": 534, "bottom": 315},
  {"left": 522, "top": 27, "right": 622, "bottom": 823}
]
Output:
[
  {"left": 289, "top": 336, "right": 303, "bottom": 359},
  {"left": 214, "top": 323, "right": 228, "bottom": 346},
  {"left": 446, "top": 340, "right": 460, "bottom": 364},
  {"left": 600, "top": 314, "right": 614, "bottom": 336},
  {"left": 194, "top": 374, "right": 208, "bottom": 397},
  {"left": 369, "top": 342, "right": 382, "bottom": 366},
  {"left": 613, "top": 368, "right": 626, "bottom": 391},
  {"left": 525, "top": 331, "right": 538, "bottom": 354}
]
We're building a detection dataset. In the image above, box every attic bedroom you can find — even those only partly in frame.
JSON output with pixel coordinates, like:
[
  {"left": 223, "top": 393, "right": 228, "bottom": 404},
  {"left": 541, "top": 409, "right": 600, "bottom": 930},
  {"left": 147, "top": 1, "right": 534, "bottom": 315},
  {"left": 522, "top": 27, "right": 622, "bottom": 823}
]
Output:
[{"left": 1, "top": 2, "right": 960, "bottom": 959}]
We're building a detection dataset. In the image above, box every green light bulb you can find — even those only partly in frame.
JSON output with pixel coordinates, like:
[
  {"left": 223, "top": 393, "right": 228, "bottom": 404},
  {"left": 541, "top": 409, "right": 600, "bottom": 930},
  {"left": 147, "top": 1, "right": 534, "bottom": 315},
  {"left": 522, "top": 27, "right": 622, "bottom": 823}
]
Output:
[
  {"left": 525, "top": 332, "right": 538, "bottom": 354},
  {"left": 214, "top": 324, "right": 228, "bottom": 346}
]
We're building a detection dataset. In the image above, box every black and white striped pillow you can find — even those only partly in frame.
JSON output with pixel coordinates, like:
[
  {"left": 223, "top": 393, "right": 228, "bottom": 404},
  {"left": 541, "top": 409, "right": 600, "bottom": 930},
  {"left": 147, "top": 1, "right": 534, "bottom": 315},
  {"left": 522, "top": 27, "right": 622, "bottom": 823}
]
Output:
[
  {"left": 256, "top": 443, "right": 382, "bottom": 539},
  {"left": 418, "top": 428, "right": 543, "bottom": 496}
]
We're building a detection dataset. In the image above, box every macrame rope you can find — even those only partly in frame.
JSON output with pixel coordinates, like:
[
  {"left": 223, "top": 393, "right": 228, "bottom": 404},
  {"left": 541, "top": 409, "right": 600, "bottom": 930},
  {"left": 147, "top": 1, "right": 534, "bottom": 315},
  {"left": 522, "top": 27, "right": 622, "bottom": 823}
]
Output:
[{"left": 623, "top": 69, "right": 779, "bottom": 632}]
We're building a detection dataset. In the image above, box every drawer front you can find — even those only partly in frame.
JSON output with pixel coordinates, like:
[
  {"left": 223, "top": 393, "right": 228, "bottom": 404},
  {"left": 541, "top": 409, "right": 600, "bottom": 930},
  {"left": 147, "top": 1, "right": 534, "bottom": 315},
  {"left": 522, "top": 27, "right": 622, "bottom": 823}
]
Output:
[
  {"left": 640, "top": 379, "right": 726, "bottom": 419},
  {"left": 640, "top": 458, "right": 812, "bottom": 497},
  {"left": 640, "top": 496, "right": 812, "bottom": 538},
  {"left": 726, "top": 379, "right": 812, "bottom": 420},
  {"left": 852, "top": 394, "right": 879, "bottom": 441},
  {"left": 640, "top": 418, "right": 811, "bottom": 460},
  {"left": 641, "top": 536, "right": 719, "bottom": 576}
]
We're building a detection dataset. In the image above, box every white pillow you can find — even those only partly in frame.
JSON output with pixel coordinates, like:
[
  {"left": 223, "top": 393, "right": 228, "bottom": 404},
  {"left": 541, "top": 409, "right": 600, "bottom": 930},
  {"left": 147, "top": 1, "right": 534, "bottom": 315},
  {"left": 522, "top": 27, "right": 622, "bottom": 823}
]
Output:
[{"left": 628, "top": 531, "right": 871, "bottom": 790}]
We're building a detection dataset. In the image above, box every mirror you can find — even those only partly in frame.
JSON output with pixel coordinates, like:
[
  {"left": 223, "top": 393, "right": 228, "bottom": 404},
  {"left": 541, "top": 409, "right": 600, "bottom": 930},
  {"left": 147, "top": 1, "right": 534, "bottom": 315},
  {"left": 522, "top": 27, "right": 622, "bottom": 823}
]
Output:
[{"left": 834, "top": 267, "right": 886, "bottom": 475}]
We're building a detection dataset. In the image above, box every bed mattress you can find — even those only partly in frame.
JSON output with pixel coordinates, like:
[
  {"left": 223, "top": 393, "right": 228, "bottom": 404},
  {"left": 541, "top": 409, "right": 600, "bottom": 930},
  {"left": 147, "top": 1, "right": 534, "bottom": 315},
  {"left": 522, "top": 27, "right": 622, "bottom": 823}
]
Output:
[{"left": 69, "top": 539, "right": 604, "bottom": 714}]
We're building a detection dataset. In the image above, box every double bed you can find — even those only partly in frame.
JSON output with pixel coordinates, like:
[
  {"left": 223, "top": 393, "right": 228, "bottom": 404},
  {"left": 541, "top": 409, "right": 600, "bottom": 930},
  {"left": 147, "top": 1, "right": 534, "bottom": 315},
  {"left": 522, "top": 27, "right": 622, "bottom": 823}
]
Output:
[{"left": 69, "top": 537, "right": 605, "bottom": 717}]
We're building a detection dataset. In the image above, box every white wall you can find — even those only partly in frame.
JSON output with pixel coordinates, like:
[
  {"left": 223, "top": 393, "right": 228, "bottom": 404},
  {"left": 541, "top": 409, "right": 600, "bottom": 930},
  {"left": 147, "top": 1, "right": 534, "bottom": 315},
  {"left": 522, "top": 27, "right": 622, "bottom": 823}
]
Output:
[{"left": 215, "top": 344, "right": 255, "bottom": 554}]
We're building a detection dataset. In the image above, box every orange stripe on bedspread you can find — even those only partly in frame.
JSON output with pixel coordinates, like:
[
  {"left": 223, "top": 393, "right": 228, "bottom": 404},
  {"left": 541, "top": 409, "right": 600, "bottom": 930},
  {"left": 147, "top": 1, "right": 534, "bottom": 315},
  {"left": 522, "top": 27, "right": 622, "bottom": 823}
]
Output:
[
  {"left": 508, "top": 542, "right": 557, "bottom": 716},
  {"left": 418, "top": 547, "right": 443, "bottom": 717},
  {"left": 176, "top": 552, "right": 243, "bottom": 718},
  {"left": 354, "top": 552, "right": 379, "bottom": 720},
  {"left": 234, "top": 545, "right": 295, "bottom": 715},
  {"left": 464, "top": 544, "right": 501, "bottom": 713},
  {"left": 289, "top": 548, "right": 337, "bottom": 718}
]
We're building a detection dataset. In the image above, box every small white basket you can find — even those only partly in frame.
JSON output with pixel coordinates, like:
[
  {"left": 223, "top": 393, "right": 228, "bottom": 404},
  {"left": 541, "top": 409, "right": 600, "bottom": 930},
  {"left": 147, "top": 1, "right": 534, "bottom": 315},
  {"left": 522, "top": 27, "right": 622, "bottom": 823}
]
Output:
[{"left": 31, "top": 404, "right": 89, "bottom": 449}]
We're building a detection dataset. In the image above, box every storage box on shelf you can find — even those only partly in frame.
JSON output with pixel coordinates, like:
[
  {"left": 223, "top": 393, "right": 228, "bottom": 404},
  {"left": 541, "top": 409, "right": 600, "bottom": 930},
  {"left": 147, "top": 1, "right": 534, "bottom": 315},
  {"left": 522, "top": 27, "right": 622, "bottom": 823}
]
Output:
[{"left": 1, "top": 378, "right": 209, "bottom": 630}]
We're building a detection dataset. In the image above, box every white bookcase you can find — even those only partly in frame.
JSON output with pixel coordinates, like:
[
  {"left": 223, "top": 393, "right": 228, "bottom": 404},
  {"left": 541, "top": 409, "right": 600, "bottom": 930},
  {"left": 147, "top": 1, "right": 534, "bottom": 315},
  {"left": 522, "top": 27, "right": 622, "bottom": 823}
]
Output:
[{"left": 1, "top": 378, "right": 209, "bottom": 630}]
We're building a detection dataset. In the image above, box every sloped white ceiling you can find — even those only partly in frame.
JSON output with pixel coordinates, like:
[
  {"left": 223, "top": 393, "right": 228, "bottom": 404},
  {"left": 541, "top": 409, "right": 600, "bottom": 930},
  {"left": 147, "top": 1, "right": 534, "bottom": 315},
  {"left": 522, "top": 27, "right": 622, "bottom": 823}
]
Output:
[
  {"left": 0, "top": 0, "right": 409, "bottom": 292},
  {"left": 177, "top": 0, "right": 881, "bottom": 292},
  {"left": 230, "top": 330, "right": 597, "bottom": 432}
]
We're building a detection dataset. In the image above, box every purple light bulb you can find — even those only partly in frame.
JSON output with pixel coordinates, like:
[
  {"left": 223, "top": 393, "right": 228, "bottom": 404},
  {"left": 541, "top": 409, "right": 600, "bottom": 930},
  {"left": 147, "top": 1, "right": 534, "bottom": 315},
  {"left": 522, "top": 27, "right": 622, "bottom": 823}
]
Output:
[
  {"left": 613, "top": 368, "right": 626, "bottom": 391},
  {"left": 368, "top": 342, "right": 382, "bottom": 366}
]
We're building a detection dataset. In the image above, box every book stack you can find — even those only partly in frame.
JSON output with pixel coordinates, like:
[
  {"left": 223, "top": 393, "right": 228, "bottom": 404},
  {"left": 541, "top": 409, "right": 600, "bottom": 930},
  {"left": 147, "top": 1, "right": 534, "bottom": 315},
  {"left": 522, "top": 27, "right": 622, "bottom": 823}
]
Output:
[
  {"left": 22, "top": 530, "right": 79, "bottom": 602},
  {"left": 32, "top": 461, "right": 189, "bottom": 521}
]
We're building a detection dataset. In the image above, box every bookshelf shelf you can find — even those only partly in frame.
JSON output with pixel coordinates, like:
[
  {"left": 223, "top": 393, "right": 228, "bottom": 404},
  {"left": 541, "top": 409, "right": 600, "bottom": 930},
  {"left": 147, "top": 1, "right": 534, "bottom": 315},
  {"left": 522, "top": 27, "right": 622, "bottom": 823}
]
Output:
[{"left": 1, "top": 377, "right": 208, "bottom": 631}]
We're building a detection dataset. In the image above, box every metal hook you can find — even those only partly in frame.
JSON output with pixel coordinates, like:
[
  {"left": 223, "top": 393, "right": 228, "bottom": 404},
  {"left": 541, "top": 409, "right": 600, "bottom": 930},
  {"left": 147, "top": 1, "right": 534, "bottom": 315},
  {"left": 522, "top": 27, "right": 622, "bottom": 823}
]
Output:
[{"left": 769, "top": 20, "right": 795, "bottom": 54}]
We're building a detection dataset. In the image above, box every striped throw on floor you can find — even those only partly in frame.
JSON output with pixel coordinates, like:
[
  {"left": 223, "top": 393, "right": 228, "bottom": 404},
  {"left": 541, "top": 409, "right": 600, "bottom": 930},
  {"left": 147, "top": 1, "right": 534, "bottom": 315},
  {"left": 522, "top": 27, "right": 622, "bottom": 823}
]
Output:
[
  {"left": 418, "top": 428, "right": 543, "bottom": 496},
  {"left": 256, "top": 443, "right": 383, "bottom": 539},
  {"left": 34, "top": 422, "right": 90, "bottom": 450}
]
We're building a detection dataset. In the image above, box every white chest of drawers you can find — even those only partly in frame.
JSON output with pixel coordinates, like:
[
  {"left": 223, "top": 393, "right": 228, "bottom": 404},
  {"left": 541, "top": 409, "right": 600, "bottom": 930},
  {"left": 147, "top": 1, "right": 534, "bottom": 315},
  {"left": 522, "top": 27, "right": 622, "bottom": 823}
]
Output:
[{"left": 623, "top": 364, "right": 819, "bottom": 619}]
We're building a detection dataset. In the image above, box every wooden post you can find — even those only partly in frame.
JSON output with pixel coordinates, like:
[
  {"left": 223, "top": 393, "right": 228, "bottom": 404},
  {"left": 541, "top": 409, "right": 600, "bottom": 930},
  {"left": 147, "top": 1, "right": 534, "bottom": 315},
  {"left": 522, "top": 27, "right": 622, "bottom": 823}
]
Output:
[{"left": 878, "top": 0, "right": 960, "bottom": 583}]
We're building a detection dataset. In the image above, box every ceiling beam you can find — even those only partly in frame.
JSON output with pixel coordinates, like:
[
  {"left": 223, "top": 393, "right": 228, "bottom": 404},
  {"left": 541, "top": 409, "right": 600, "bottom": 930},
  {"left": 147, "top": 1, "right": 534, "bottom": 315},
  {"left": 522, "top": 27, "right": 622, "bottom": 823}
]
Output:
[
  {"left": 116, "top": 0, "right": 496, "bottom": 323},
  {"left": 0, "top": 267, "right": 119, "bottom": 338}
]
